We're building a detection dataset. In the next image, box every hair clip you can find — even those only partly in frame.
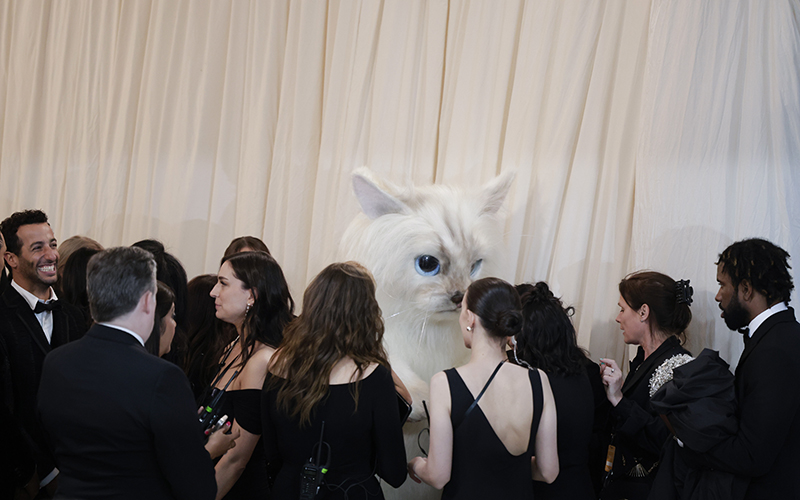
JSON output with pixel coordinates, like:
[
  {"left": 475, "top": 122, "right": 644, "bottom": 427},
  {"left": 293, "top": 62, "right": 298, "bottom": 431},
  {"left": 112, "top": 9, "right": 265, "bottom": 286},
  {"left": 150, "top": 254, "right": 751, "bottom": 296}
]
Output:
[{"left": 675, "top": 279, "right": 693, "bottom": 305}]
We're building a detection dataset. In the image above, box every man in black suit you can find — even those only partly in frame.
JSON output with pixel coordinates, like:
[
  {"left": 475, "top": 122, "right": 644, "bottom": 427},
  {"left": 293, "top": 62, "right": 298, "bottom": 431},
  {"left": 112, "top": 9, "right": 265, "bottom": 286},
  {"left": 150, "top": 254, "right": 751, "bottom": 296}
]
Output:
[
  {"left": 37, "top": 246, "right": 217, "bottom": 500},
  {"left": 0, "top": 210, "right": 87, "bottom": 497},
  {"left": 0, "top": 228, "right": 9, "bottom": 293},
  {"left": 701, "top": 238, "right": 800, "bottom": 499}
]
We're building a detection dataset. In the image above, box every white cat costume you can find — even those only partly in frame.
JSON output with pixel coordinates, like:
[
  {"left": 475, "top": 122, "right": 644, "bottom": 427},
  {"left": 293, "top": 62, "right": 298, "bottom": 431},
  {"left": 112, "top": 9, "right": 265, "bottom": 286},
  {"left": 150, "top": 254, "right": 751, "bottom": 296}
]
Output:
[{"left": 341, "top": 168, "right": 513, "bottom": 500}]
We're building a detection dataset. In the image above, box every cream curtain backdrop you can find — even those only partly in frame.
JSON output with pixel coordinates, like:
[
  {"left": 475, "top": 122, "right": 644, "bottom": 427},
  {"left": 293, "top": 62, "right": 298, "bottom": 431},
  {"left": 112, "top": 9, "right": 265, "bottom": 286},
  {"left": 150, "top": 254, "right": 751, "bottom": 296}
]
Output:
[{"left": 1, "top": 0, "right": 798, "bottom": 366}]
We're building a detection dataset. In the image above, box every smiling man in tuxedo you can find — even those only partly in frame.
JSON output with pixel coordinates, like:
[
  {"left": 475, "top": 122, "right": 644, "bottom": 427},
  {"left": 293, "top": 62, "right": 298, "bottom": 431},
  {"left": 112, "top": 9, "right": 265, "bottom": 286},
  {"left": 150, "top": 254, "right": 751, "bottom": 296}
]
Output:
[
  {"left": 700, "top": 238, "right": 800, "bottom": 499},
  {"left": 0, "top": 210, "right": 86, "bottom": 497}
]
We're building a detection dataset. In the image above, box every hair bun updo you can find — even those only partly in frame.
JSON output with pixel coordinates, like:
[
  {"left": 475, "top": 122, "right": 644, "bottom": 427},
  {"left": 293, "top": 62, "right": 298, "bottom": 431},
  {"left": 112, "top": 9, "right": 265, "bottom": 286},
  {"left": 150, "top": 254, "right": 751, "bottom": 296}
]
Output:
[
  {"left": 465, "top": 277, "right": 523, "bottom": 341},
  {"left": 495, "top": 309, "right": 523, "bottom": 338}
]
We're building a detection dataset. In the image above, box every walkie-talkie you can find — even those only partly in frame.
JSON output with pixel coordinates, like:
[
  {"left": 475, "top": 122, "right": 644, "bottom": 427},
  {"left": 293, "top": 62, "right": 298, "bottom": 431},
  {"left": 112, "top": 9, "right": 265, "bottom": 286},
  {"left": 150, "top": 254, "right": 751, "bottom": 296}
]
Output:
[
  {"left": 299, "top": 421, "right": 331, "bottom": 500},
  {"left": 199, "top": 370, "right": 238, "bottom": 434}
]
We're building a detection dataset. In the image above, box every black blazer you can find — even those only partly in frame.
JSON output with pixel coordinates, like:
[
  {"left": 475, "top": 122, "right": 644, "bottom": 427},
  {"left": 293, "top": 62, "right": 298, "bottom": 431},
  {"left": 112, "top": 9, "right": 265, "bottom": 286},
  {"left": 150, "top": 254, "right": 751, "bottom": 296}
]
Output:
[
  {"left": 37, "top": 324, "right": 216, "bottom": 500},
  {"left": 702, "top": 308, "right": 800, "bottom": 499},
  {"left": 0, "top": 285, "right": 86, "bottom": 479},
  {"left": 602, "top": 335, "right": 691, "bottom": 497}
]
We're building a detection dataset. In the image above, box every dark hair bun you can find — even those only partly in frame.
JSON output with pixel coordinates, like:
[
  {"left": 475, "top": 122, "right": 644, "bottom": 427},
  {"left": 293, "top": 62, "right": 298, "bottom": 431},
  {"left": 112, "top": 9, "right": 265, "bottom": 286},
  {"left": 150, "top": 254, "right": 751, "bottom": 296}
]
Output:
[
  {"left": 530, "top": 282, "right": 555, "bottom": 301},
  {"left": 467, "top": 277, "right": 523, "bottom": 341},
  {"left": 671, "top": 303, "right": 692, "bottom": 334},
  {"left": 496, "top": 310, "right": 523, "bottom": 337}
]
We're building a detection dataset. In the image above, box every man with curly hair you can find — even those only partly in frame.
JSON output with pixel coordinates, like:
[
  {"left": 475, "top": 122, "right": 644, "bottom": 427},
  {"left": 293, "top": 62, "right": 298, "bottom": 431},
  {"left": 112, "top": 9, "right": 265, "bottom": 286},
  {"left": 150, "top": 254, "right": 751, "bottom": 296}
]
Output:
[{"left": 701, "top": 238, "right": 799, "bottom": 499}]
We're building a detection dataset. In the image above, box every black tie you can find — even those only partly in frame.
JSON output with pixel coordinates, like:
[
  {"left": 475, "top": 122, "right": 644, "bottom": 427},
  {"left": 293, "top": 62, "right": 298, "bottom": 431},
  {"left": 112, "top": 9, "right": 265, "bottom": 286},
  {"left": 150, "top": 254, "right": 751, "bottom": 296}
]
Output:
[{"left": 33, "top": 300, "right": 60, "bottom": 313}]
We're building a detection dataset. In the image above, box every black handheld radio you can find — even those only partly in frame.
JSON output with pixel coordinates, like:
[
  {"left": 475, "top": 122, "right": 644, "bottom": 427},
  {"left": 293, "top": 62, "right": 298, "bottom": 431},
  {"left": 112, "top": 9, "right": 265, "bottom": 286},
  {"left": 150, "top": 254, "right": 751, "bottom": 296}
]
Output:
[
  {"left": 198, "top": 369, "right": 238, "bottom": 434},
  {"left": 299, "top": 421, "right": 331, "bottom": 500}
]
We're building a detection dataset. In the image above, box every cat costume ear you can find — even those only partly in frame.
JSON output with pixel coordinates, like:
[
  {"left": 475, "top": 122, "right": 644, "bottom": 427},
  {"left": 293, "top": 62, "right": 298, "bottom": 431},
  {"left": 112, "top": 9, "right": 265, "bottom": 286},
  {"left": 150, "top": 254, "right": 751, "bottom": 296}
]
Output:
[
  {"left": 352, "top": 167, "right": 515, "bottom": 219},
  {"left": 479, "top": 170, "right": 515, "bottom": 215},
  {"left": 352, "top": 168, "right": 410, "bottom": 219}
]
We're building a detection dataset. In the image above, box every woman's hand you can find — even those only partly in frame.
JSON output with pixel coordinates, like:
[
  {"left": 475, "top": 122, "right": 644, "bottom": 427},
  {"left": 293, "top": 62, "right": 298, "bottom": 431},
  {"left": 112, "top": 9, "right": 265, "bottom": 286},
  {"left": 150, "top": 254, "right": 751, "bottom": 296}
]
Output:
[
  {"left": 407, "top": 456, "right": 426, "bottom": 484},
  {"left": 600, "top": 358, "right": 623, "bottom": 407},
  {"left": 205, "top": 422, "right": 240, "bottom": 459}
]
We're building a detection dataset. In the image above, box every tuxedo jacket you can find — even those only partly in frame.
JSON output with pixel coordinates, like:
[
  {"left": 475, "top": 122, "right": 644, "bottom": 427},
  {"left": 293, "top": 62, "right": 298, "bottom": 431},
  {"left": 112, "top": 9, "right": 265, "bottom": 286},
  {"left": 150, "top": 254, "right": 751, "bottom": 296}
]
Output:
[
  {"left": 703, "top": 308, "right": 800, "bottom": 499},
  {"left": 37, "top": 324, "right": 216, "bottom": 500},
  {"left": 0, "top": 284, "right": 87, "bottom": 478}
]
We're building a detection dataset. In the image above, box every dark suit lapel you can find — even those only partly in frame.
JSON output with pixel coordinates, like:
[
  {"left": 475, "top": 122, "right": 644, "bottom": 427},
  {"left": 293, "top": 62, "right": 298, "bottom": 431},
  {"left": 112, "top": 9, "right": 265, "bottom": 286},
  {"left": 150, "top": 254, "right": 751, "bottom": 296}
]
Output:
[
  {"left": 736, "top": 308, "right": 795, "bottom": 377},
  {"left": 50, "top": 308, "right": 70, "bottom": 348},
  {"left": 2, "top": 287, "right": 50, "bottom": 356},
  {"left": 622, "top": 337, "right": 681, "bottom": 396}
]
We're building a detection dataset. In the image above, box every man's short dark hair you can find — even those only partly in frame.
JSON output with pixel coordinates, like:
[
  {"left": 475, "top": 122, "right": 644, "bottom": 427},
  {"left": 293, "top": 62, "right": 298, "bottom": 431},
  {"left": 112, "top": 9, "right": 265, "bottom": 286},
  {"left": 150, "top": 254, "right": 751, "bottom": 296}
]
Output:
[
  {"left": 717, "top": 238, "right": 794, "bottom": 305},
  {"left": 0, "top": 209, "right": 50, "bottom": 256},
  {"left": 87, "top": 247, "right": 157, "bottom": 323}
]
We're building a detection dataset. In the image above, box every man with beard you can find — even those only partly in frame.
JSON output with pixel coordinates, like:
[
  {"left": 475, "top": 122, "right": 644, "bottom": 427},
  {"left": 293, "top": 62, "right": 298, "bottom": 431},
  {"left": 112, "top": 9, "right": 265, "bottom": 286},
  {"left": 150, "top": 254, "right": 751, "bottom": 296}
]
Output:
[
  {"left": 696, "top": 238, "right": 800, "bottom": 499},
  {"left": 0, "top": 210, "right": 86, "bottom": 498},
  {"left": 0, "top": 229, "right": 8, "bottom": 293}
]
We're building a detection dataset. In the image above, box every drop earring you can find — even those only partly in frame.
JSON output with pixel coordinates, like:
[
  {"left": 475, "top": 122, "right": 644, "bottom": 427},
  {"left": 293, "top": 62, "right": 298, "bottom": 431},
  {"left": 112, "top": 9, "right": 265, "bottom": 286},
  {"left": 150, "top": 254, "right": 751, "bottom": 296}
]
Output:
[{"left": 245, "top": 303, "right": 251, "bottom": 315}]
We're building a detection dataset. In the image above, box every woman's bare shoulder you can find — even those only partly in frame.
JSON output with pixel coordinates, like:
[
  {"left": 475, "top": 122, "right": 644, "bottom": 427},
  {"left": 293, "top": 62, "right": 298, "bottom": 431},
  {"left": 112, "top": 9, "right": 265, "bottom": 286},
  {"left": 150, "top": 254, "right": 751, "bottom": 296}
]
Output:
[{"left": 238, "top": 343, "right": 276, "bottom": 388}]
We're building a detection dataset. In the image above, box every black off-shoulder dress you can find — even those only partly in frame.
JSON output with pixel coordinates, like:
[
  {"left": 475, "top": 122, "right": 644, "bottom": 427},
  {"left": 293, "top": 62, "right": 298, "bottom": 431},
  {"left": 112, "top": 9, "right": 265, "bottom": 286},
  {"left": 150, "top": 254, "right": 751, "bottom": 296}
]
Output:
[{"left": 261, "top": 365, "right": 407, "bottom": 500}]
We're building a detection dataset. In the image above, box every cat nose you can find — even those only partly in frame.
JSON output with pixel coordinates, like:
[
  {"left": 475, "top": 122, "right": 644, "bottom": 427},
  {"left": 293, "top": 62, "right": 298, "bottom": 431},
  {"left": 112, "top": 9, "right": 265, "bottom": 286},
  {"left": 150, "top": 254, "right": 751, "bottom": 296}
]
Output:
[{"left": 450, "top": 291, "right": 464, "bottom": 305}]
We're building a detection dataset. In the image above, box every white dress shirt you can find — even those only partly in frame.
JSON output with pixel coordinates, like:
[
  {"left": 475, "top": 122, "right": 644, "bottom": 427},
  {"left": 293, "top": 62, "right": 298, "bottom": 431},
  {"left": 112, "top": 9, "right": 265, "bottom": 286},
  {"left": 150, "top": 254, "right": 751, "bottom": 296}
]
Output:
[
  {"left": 11, "top": 280, "right": 57, "bottom": 344},
  {"left": 746, "top": 301, "right": 788, "bottom": 338}
]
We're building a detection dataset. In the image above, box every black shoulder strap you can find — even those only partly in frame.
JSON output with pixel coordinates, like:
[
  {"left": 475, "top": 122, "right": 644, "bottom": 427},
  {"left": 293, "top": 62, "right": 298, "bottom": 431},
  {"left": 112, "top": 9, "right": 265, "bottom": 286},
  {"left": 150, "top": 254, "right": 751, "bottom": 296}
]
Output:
[
  {"left": 528, "top": 369, "right": 543, "bottom": 450},
  {"left": 461, "top": 361, "right": 505, "bottom": 425}
]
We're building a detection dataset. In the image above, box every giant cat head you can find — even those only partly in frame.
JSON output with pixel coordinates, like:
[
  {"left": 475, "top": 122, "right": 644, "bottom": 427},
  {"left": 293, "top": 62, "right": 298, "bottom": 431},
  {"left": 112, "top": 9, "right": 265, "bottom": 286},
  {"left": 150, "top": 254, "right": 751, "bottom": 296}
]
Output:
[{"left": 341, "top": 168, "right": 514, "bottom": 328}]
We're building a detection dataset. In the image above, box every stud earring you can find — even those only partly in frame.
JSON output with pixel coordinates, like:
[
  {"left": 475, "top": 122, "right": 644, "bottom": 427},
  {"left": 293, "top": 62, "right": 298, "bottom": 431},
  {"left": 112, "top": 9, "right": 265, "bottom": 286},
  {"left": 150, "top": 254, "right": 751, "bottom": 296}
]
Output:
[{"left": 466, "top": 326, "right": 472, "bottom": 332}]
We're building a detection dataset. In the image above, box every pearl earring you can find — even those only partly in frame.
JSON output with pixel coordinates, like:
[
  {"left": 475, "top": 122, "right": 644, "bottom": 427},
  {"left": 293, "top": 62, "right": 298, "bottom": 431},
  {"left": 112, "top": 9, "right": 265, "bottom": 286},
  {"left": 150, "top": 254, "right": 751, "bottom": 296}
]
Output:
[
  {"left": 466, "top": 326, "right": 472, "bottom": 332},
  {"left": 245, "top": 303, "right": 251, "bottom": 315}
]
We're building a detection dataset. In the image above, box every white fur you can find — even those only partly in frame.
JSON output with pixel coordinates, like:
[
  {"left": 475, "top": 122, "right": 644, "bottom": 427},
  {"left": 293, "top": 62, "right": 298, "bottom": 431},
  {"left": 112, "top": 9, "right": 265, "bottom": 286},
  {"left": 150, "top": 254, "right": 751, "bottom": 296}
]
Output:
[{"left": 340, "top": 168, "right": 513, "bottom": 500}]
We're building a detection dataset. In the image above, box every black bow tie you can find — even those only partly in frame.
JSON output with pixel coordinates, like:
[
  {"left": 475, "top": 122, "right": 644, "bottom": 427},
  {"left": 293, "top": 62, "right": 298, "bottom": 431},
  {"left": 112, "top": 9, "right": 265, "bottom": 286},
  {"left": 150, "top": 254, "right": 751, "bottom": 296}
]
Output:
[
  {"left": 34, "top": 300, "right": 60, "bottom": 314},
  {"left": 739, "top": 327, "right": 750, "bottom": 346}
]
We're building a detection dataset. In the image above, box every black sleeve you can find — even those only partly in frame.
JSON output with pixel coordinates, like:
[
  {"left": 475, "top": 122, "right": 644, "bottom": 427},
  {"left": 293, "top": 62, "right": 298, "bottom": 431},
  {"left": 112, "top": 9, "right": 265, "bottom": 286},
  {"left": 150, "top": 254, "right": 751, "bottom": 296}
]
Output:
[
  {"left": 584, "top": 359, "right": 612, "bottom": 434},
  {"left": 0, "top": 340, "right": 35, "bottom": 495},
  {"left": 371, "top": 366, "right": 407, "bottom": 488},
  {"left": 260, "top": 375, "right": 281, "bottom": 463},
  {"left": 150, "top": 364, "right": 217, "bottom": 500},
  {"left": 230, "top": 389, "right": 262, "bottom": 435},
  {"left": 701, "top": 337, "right": 800, "bottom": 476},
  {"left": 611, "top": 395, "right": 673, "bottom": 456}
]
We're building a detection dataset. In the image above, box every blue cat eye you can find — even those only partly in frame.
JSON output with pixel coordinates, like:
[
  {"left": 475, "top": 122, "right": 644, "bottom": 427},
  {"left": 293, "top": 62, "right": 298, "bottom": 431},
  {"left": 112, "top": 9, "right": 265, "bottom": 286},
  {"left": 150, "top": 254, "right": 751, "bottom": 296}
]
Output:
[
  {"left": 470, "top": 259, "right": 483, "bottom": 277},
  {"left": 415, "top": 255, "right": 441, "bottom": 276}
]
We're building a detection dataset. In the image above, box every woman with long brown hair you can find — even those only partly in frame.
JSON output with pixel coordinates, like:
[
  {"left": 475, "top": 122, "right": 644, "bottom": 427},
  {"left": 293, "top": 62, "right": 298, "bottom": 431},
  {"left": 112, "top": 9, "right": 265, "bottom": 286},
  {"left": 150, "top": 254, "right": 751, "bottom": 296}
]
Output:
[
  {"left": 261, "top": 262, "right": 407, "bottom": 499},
  {"left": 208, "top": 251, "right": 294, "bottom": 499}
]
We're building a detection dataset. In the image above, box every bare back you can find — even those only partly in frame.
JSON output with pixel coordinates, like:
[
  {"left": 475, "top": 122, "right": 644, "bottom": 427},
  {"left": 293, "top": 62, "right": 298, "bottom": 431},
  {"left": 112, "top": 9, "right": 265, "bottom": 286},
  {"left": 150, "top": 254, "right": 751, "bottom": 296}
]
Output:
[{"left": 454, "top": 362, "right": 535, "bottom": 456}]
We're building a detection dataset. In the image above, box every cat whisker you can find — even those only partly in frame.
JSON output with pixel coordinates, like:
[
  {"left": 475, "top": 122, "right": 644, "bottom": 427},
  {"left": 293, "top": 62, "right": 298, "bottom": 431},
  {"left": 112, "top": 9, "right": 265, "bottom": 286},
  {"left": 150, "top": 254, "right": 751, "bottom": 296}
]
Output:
[
  {"left": 418, "top": 297, "right": 436, "bottom": 349},
  {"left": 503, "top": 231, "right": 537, "bottom": 239},
  {"left": 387, "top": 307, "right": 416, "bottom": 319}
]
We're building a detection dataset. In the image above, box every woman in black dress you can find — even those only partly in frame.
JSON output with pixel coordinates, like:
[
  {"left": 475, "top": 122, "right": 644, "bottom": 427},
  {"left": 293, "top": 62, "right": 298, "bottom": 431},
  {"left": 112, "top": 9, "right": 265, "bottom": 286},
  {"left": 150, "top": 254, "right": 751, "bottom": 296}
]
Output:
[
  {"left": 209, "top": 251, "right": 294, "bottom": 499},
  {"left": 407, "top": 278, "right": 559, "bottom": 498},
  {"left": 512, "top": 282, "right": 603, "bottom": 500},
  {"left": 598, "top": 271, "right": 694, "bottom": 500},
  {"left": 261, "top": 262, "right": 407, "bottom": 499}
]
